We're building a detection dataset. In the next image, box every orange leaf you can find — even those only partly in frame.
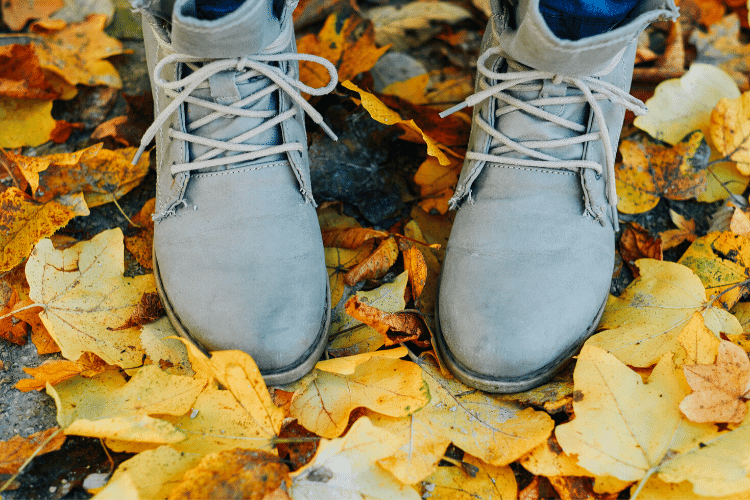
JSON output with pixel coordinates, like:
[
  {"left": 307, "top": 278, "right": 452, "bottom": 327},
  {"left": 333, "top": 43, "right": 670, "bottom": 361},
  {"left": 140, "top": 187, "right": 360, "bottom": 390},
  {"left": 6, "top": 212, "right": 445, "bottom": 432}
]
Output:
[
  {"left": 619, "top": 223, "right": 663, "bottom": 277},
  {"left": 0, "top": 289, "right": 28, "bottom": 345},
  {"left": 124, "top": 198, "right": 155, "bottom": 269},
  {"left": 1, "top": 0, "right": 63, "bottom": 31},
  {"left": 109, "top": 292, "right": 165, "bottom": 331},
  {"left": 5, "top": 143, "right": 102, "bottom": 194},
  {"left": 321, "top": 227, "right": 389, "bottom": 248},
  {"left": 15, "top": 353, "right": 108, "bottom": 392},
  {"left": 344, "top": 236, "right": 399, "bottom": 285},
  {"left": 0, "top": 187, "right": 77, "bottom": 273},
  {"left": 680, "top": 340, "right": 750, "bottom": 423},
  {"left": 345, "top": 295, "right": 423, "bottom": 346},
  {"left": 403, "top": 246, "right": 427, "bottom": 300},
  {"left": 0, "top": 44, "right": 59, "bottom": 99},
  {"left": 31, "top": 15, "right": 124, "bottom": 88},
  {"left": 0, "top": 427, "right": 65, "bottom": 475},
  {"left": 660, "top": 209, "right": 698, "bottom": 250}
]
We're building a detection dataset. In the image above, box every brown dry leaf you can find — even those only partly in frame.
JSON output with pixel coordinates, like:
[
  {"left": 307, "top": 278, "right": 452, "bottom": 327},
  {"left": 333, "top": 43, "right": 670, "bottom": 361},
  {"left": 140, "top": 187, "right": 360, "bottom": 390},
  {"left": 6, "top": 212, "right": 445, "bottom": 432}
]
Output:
[
  {"left": 289, "top": 416, "right": 418, "bottom": 500},
  {"left": 418, "top": 455, "right": 517, "bottom": 500},
  {"left": 4, "top": 143, "right": 102, "bottom": 194},
  {"left": 35, "top": 147, "right": 150, "bottom": 207},
  {"left": 0, "top": 187, "right": 76, "bottom": 273},
  {"left": 123, "top": 197, "right": 155, "bottom": 269},
  {"left": 680, "top": 340, "right": 750, "bottom": 423},
  {"left": 691, "top": 14, "right": 750, "bottom": 90},
  {"left": 0, "top": 97, "right": 58, "bottom": 148},
  {"left": 678, "top": 231, "right": 750, "bottom": 310},
  {"left": 711, "top": 90, "right": 750, "bottom": 174},
  {"left": 26, "top": 228, "right": 155, "bottom": 369},
  {"left": 289, "top": 347, "right": 429, "bottom": 438},
  {"left": 324, "top": 245, "right": 373, "bottom": 309},
  {"left": 31, "top": 14, "right": 124, "bottom": 88},
  {"left": 321, "top": 227, "right": 388, "bottom": 248},
  {"left": 413, "top": 156, "right": 461, "bottom": 215},
  {"left": 297, "top": 12, "right": 389, "bottom": 89},
  {"left": 548, "top": 476, "right": 618, "bottom": 500},
  {"left": 343, "top": 80, "right": 451, "bottom": 165},
  {"left": 589, "top": 259, "right": 742, "bottom": 367},
  {"left": 0, "top": 427, "right": 65, "bottom": 475},
  {"left": 619, "top": 222, "right": 663, "bottom": 277},
  {"left": 109, "top": 292, "right": 164, "bottom": 330},
  {"left": 371, "top": 355, "right": 554, "bottom": 483},
  {"left": 403, "top": 245, "right": 427, "bottom": 299},
  {"left": 660, "top": 210, "right": 698, "bottom": 250},
  {"left": 276, "top": 420, "right": 319, "bottom": 471},
  {"left": 0, "top": 44, "right": 59, "bottom": 99},
  {"left": 91, "top": 92, "right": 154, "bottom": 147},
  {"left": 167, "top": 449, "right": 290, "bottom": 500},
  {"left": 401, "top": 220, "right": 440, "bottom": 317},
  {"left": 344, "top": 235, "right": 399, "bottom": 285},
  {"left": 1, "top": 0, "right": 63, "bottom": 30},
  {"left": 344, "top": 294, "right": 423, "bottom": 345},
  {"left": 615, "top": 131, "right": 710, "bottom": 214},
  {"left": 15, "top": 352, "right": 108, "bottom": 392}
]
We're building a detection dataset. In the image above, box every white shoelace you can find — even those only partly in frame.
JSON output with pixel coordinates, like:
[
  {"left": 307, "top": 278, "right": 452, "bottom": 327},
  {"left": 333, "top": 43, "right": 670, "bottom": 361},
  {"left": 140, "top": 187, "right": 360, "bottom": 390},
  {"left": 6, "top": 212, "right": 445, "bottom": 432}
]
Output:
[
  {"left": 132, "top": 45, "right": 338, "bottom": 174},
  {"left": 441, "top": 46, "right": 647, "bottom": 212}
]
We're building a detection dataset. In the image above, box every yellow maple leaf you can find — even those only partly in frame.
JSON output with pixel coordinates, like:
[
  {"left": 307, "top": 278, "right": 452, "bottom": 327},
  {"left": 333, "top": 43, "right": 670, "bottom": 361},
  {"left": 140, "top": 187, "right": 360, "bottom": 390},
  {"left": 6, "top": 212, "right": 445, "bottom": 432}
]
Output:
[
  {"left": 289, "top": 416, "right": 419, "bottom": 500},
  {"left": 31, "top": 15, "right": 124, "bottom": 88},
  {"left": 519, "top": 435, "right": 594, "bottom": 478},
  {"left": 676, "top": 312, "right": 721, "bottom": 367},
  {"left": 26, "top": 228, "right": 155, "bottom": 368},
  {"left": 139, "top": 318, "right": 193, "bottom": 377},
  {"left": 343, "top": 80, "right": 450, "bottom": 165},
  {"left": 556, "top": 345, "right": 746, "bottom": 495},
  {"left": 0, "top": 187, "right": 76, "bottom": 273},
  {"left": 0, "top": 97, "right": 58, "bottom": 148},
  {"left": 711, "top": 90, "right": 750, "bottom": 174},
  {"left": 289, "top": 347, "right": 429, "bottom": 438},
  {"left": 419, "top": 455, "right": 517, "bottom": 500},
  {"left": 615, "top": 131, "right": 710, "bottom": 214},
  {"left": 589, "top": 259, "right": 742, "bottom": 367},
  {"left": 370, "top": 355, "right": 553, "bottom": 483}
]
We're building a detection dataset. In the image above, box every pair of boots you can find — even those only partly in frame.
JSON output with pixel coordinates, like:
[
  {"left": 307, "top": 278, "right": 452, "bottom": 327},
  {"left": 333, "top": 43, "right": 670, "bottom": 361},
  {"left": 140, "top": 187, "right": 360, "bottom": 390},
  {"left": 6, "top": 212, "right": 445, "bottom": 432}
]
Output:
[{"left": 134, "top": 0, "right": 678, "bottom": 392}]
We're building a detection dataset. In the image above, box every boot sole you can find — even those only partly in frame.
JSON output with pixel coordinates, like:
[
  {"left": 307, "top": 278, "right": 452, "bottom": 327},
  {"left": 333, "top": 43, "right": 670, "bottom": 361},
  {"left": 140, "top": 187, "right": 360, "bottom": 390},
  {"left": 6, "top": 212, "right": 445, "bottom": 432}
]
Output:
[
  {"left": 153, "top": 248, "right": 330, "bottom": 386},
  {"left": 432, "top": 291, "right": 607, "bottom": 393}
]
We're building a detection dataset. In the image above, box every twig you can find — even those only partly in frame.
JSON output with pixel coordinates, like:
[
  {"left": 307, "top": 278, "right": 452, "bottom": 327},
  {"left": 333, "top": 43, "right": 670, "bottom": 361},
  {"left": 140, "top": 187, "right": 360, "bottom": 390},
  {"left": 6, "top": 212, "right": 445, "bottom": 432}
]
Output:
[
  {"left": 110, "top": 194, "right": 140, "bottom": 228},
  {"left": 706, "top": 164, "right": 747, "bottom": 207},
  {"left": 0, "top": 147, "right": 22, "bottom": 189},
  {"left": 99, "top": 438, "right": 115, "bottom": 473},
  {"left": 0, "top": 303, "right": 44, "bottom": 322},
  {"left": 630, "top": 467, "right": 657, "bottom": 500}
]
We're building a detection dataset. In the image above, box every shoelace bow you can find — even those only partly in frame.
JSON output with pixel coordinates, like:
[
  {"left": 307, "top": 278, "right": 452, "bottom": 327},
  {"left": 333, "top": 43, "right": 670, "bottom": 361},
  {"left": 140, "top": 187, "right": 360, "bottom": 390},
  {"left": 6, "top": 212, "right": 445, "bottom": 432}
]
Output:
[
  {"left": 441, "top": 46, "right": 647, "bottom": 215},
  {"left": 132, "top": 33, "right": 338, "bottom": 174}
]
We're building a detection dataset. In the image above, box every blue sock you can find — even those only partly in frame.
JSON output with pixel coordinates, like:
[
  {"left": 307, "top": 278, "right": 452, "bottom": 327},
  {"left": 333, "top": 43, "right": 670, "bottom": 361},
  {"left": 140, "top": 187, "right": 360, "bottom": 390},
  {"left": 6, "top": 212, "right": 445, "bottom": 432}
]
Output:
[
  {"left": 195, "top": 0, "right": 245, "bottom": 20},
  {"left": 539, "top": 0, "right": 641, "bottom": 40}
]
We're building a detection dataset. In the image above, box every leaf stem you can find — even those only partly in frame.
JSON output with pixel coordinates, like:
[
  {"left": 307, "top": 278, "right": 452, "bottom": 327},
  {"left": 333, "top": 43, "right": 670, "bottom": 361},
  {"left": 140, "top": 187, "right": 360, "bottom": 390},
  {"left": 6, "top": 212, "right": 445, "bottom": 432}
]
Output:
[
  {"left": 0, "top": 303, "right": 44, "bottom": 322},
  {"left": 271, "top": 436, "right": 321, "bottom": 445},
  {"left": 630, "top": 467, "right": 657, "bottom": 500},
  {"left": 705, "top": 164, "right": 747, "bottom": 207},
  {"left": 110, "top": 194, "right": 140, "bottom": 228},
  {"left": 0, "top": 427, "right": 64, "bottom": 493},
  {"left": 706, "top": 277, "right": 750, "bottom": 308}
]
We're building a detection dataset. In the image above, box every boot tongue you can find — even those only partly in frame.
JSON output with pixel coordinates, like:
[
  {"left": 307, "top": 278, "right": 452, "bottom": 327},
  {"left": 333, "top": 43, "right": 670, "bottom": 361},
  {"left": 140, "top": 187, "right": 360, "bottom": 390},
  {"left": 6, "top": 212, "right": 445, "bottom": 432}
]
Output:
[{"left": 170, "top": 0, "right": 282, "bottom": 58}]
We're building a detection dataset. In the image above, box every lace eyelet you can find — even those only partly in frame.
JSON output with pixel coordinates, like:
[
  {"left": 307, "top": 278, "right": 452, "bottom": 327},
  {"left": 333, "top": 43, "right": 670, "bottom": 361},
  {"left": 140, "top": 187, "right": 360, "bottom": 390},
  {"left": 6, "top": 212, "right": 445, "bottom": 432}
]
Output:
[{"left": 595, "top": 173, "right": 601, "bottom": 180}]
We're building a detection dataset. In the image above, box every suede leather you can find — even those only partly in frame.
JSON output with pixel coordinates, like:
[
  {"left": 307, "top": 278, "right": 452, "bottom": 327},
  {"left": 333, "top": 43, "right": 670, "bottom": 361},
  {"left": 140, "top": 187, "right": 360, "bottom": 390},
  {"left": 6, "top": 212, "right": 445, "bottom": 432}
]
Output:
[
  {"left": 141, "top": 0, "right": 329, "bottom": 383},
  {"left": 436, "top": 0, "right": 678, "bottom": 392}
]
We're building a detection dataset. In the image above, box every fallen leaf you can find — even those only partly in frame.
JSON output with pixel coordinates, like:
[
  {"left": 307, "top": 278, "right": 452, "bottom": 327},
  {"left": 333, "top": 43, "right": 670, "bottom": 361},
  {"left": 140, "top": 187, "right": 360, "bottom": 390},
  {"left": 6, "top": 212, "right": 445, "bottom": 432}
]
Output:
[
  {"left": 140, "top": 317, "right": 194, "bottom": 377},
  {"left": 589, "top": 259, "right": 742, "bottom": 367},
  {"left": 324, "top": 245, "right": 373, "bottom": 309},
  {"left": 632, "top": 476, "right": 750, "bottom": 500},
  {"left": 634, "top": 63, "right": 740, "bottom": 146},
  {"left": 677, "top": 231, "right": 750, "bottom": 309},
  {"left": 0, "top": 187, "right": 76, "bottom": 273},
  {"left": 500, "top": 364, "right": 575, "bottom": 414},
  {"left": 0, "top": 427, "right": 65, "bottom": 475},
  {"left": 698, "top": 150, "right": 750, "bottom": 202},
  {"left": 1, "top": 0, "right": 63, "bottom": 30},
  {"left": 289, "top": 349, "right": 429, "bottom": 438},
  {"left": 615, "top": 131, "right": 710, "bottom": 214},
  {"left": 26, "top": 229, "right": 155, "bottom": 368},
  {"left": 167, "top": 448, "right": 290, "bottom": 500},
  {"left": 519, "top": 435, "right": 593, "bottom": 478},
  {"left": 711, "top": 90, "right": 750, "bottom": 173},
  {"left": 289, "top": 416, "right": 420, "bottom": 500},
  {"left": 92, "top": 445, "right": 203, "bottom": 500},
  {"left": 4, "top": 143, "right": 102, "bottom": 194},
  {"left": 413, "top": 156, "right": 461, "bottom": 214},
  {"left": 321, "top": 227, "right": 389, "bottom": 248},
  {"left": 276, "top": 420, "right": 319, "bottom": 471},
  {"left": 401, "top": 219, "right": 440, "bottom": 317},
  {"left": 731, "top": 206, "right": 750, "bottom": 236},
  {"left": 403, "top": 245, "right": 427, "bottom": 299},
  {"left": 344, "top": 235, "right": 399, "bottom": 285},
  {"left": 329, "top": 271, "right": 409, "bottom": 356},
  {"left": 343, "top": 80, "right": 450, "bottom": 165},
  {"left": 15, "top": 352, "right": 108, "bottom": 392},
  {"left": 297, "top": 12, "right": 389, "bottom": 89},
  {"left": 0, "top": 97, "right": 58, "bottom": 148},
  {"left": 660, "top": 210, "right": 698, "bottom": 250},
  {"left": 0, "top": 289, "right": 31, "bottom": 345},
  {"left": 619, "top": 223, "right": 663, "bottom": 276},
  {"left": 0, "top": 44, "right": 60, "bottom": 99},
  {"left": 679, "top": 340, "right": 750, "bottom": 423},
  {"left": 31, "top": 14, "right": 124, "bottom": 88},
  {"left": 676, "top": 312, "right": 721, "bottom": 366},
  {"left": 110, "top": 292, "right": 164, "bottom": 330},
  {"left": 691, "top": 14, "right": 750, "bottom": 90},
  {"left": 371, "top": 355, "right": 554, "bottom": 483},
  {"left": 123, "top": 197, "right": 154, "bottom": 269},
  {"left": 344, "top": 294, "right": 423, "bottom": 344},
  {"left": 35, "top": 147, "right": 150, "bottom": 207},
  {"left": 418, "top": 455, "right": 517, "bottom": 500}
]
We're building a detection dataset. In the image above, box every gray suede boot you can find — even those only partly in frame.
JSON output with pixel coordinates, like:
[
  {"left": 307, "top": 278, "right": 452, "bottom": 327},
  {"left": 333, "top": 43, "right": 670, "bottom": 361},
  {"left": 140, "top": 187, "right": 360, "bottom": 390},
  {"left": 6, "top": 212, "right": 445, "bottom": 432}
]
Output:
[
  {"left": 133, "top": 0, "right": 337, "bottom": 384},
  {"left": 435, "top": 0, "right": 678, "bottom": 393}
]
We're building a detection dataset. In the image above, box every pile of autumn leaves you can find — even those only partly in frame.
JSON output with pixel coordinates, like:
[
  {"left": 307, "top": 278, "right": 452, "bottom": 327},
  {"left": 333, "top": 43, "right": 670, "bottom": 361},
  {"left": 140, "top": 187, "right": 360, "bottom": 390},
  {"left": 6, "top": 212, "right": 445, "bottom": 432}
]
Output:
[{"left": 3, "top": 10, "right": 750, "bottom": 500}]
